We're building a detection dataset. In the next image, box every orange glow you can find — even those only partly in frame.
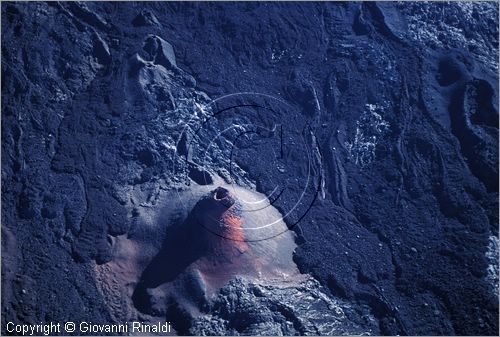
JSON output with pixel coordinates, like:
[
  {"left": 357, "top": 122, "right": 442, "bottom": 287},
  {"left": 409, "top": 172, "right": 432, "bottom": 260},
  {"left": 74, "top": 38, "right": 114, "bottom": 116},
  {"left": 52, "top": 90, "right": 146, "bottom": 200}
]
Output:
[{"left": 222, "top": 209, "right": 248, "bottom": 251}]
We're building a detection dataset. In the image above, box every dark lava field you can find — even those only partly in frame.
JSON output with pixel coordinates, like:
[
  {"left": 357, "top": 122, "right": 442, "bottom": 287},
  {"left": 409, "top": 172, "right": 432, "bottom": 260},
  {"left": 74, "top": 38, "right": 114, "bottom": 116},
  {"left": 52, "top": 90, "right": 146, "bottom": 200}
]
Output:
[{"left": 1, "top": 1, "right": 499, "bottom": 336}]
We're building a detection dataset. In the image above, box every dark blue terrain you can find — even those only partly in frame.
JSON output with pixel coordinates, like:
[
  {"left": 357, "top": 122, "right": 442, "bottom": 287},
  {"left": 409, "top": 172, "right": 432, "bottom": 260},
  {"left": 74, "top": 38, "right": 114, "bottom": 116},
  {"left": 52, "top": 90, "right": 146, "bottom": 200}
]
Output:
[{"left": 1, "top": 1, "right": 499, "bottom": 335}]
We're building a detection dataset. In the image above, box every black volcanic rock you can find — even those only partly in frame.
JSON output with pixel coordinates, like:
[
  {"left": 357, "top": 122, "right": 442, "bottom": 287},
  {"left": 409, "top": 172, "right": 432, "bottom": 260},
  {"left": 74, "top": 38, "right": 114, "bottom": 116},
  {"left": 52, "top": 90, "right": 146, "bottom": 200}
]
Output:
[
  {"left": 1, "top": 1, "right": 498, "bottom": 336},
  {"left": 132, "top": 9, "right": 161, "bottom": 27}
]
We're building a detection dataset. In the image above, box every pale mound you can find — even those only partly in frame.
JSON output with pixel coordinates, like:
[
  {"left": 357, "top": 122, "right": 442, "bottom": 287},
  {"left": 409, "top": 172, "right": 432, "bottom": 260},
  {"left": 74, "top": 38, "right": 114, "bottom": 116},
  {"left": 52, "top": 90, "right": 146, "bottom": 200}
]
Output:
[{"left": 95, "top": 183, "right": 302, "bottom": 324}]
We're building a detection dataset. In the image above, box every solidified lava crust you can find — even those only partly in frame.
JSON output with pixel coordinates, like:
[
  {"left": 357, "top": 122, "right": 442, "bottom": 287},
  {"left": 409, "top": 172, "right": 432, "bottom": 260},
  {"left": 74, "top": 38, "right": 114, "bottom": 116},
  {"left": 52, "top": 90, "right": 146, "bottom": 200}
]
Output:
[{"left": 1, "top": 1, "right": 498, "bottom": 335}]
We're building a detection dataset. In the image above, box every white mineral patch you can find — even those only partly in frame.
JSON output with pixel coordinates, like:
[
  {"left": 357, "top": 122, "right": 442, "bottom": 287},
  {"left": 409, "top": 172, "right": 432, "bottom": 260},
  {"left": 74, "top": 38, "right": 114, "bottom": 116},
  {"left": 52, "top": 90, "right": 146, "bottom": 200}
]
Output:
[{"left": 485, "top": 235, "right": 499, "bottom": 298}]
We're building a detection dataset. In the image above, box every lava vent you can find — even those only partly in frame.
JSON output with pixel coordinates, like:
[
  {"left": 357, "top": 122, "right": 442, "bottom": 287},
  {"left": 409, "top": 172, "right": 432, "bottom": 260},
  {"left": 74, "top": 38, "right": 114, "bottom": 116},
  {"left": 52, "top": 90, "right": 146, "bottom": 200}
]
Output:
[{"left": 131, "top": 185, "right": 301, "bottom": 315}]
